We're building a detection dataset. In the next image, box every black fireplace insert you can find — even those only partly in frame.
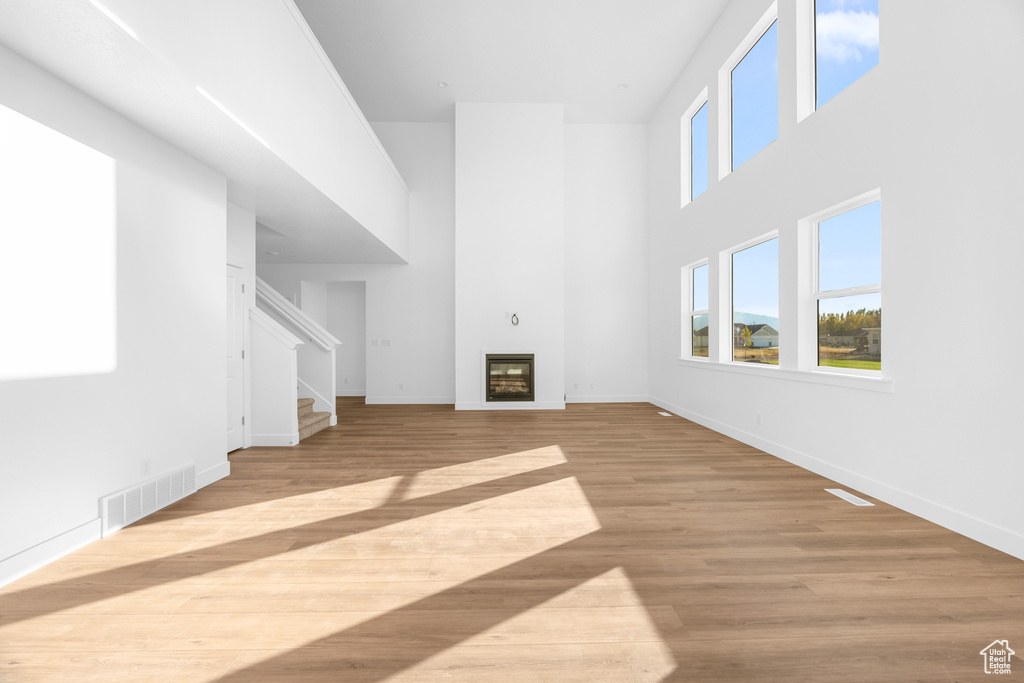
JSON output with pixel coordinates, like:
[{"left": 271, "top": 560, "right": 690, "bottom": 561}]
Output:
[{"left": 485, "top": 354, "right": 535, "bottom": 402}]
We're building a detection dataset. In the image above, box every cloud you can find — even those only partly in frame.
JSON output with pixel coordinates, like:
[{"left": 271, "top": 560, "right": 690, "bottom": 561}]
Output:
[{"left": 816, "top": 10, "right": 879, "bottom": 64}]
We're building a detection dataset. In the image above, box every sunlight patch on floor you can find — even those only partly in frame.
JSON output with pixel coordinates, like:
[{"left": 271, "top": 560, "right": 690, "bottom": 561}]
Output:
[
  {"left": 401, "top": 445, "right": 568, "bottom": 501},
  {"left": 395, "top": 567, "right": 677, "bottom": 681}
]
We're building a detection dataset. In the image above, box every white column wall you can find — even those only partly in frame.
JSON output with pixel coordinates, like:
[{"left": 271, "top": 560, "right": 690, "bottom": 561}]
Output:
[{"left": 454, "top": 103, "right": 566, "bottom": 410}]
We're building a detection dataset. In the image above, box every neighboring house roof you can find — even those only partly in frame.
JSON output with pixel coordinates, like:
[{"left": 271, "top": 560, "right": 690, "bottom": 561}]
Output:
[
  {"left": 732, "top": 323, "right": 778, "bottom": 336},
  {"left": 751, "top": 325, "right": 778, "bottom": 337},
  {"left": 694, "top": 327, "right": 708, "bottom": 336}
]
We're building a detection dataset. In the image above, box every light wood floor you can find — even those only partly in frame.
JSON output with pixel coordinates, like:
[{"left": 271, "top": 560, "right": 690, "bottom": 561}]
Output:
[{"left": 2, "top": 400, "right": 1021, "bottom": 681}]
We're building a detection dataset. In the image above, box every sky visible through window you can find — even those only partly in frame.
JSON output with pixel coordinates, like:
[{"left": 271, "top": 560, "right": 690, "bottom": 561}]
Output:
[
  {"left": 692, "top": 264, "right": 708, "bottom": 311},
  {"left": 819, "top": 200, "right": 880, "bottom": 292},
  {"left": 731, "top": 21, "right": 778, "bottom": 170},
  {"left": 732, "top": 237, "right": 778, "bottom": 320},
  {"left": 691, "top": 102, "right": 708, "bottom": 199},
  {"left": 816, "top": 0, "right": 879, "bottom": 108}
]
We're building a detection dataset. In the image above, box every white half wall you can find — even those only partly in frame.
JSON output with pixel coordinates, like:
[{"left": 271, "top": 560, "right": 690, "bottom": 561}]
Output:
[
  {"left": 0, "top": 45, "right": 228, "bottom": 584},
  {"left": 647, "top": 0, "right": 1024, "bottom": 559},
  {"left": 328, "top": 281, "right": 367, "bottom": 396},
  {"left": 454, "top": 103, "right": 566, "bottom": 410},
  {"left": 565, "top": 124, "right": 649, "bottom": 403}
]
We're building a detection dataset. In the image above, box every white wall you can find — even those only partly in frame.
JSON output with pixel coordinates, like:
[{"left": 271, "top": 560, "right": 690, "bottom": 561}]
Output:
[
  {"left": 647, "top": 0, "right": 1024, "bottom": 558},
  {"left": 0, "top": 45, "right": 229, "bottom": 583},
  {"left": 454, "top": 103, "right": 566, "bottom": 410},
  {"left": 227, "top": 203, "right": 256, "bottom": 449},
  {"left": 259, "top": 122, "right": 456, "bottom": 404},
  {"left": 327, "top": 281, "right": 367, "bottom": 396},
  {"left": 565, "top": 125, "right": 649, "bottom": 402},
  {"left": 300, "top": 279, "right": 328, "bottom": 327}
]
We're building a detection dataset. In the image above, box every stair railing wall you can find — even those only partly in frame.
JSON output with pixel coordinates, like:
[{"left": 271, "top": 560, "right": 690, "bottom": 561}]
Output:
[{"left": 255, "top": 277, "right": 339, "bottom": 423}]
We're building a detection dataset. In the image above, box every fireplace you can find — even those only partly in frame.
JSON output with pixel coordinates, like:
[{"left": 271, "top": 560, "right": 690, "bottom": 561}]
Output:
[{"left": 486, "top": 354, "right": 534, "bottom": 402}]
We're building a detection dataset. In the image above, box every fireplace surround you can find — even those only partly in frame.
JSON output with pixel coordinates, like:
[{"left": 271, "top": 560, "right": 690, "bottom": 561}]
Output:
[{"left": 485, "top": 354, "right": 535, "bottom": 402}]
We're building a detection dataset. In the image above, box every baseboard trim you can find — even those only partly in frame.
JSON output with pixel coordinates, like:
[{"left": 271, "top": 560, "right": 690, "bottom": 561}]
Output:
[
  {"left": 650, "top": 396, "right": 1024, "bottom": 561},
  {"left": 566, "top": 395, "right": 650, "bottom": 404},
  {"left": 251, "top": 432, "right": 300, "bottom": 447},
  {"left": 366, "top": 396, "right": 455, "bottom": 405},
  {"left": 197, "top": 460, "right": 231, "bottom": 489},
  {"left": 335, "top": 390, "right": 366, "bottom": 397},
  {"left": 0, "top": 519, "right": 101, "bottom": 588}
]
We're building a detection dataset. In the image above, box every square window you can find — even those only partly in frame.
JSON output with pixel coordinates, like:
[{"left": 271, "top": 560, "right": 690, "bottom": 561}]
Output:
[
  {"left": 731, "top": 237, "right": 779, "bottom": 365},
  {"left": 815, "top": 0, "right": 879, "bottom": 109}
]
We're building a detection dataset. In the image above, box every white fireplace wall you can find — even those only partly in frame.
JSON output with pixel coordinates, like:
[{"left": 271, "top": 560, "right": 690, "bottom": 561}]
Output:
[{"left": 455, "top": 103, "right": 565, "bottom": 409}]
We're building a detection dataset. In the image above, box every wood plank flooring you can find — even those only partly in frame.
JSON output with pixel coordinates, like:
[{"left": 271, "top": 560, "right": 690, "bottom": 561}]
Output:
[{"left": 1, "top": 399, "right": 1021, "bottom": 681}]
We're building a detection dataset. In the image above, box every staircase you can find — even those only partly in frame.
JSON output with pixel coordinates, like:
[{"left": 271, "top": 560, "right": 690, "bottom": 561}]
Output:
[{"left": 298, "top": 398, "right": 331, "bottom": 441}]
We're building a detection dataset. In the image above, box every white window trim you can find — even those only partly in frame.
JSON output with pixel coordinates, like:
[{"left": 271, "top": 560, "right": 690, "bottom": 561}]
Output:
[
  {"left": 681, "top": 259, "right": 710, "bottom": 360},
  {"left": 720, "top": 230, "right": 780, "bottom": 367},
  {"left": 798, "top": 188, "right": 882, "bottom": 377},
  {"left": 680, "top": 88, "right": 709, "bottom": 208},
  {"left": 795, "top": 0, "right": 816, "bottom": 122},
  {"left": 717, "top": 1, "right": 778, "bottom": 180}
]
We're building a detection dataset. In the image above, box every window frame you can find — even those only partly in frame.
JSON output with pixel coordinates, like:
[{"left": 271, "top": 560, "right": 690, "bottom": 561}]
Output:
[
  {"left": 722, "top": 230, "right": 780, "bottom": 367},
  {"left": 799, "top": 189, "right": 882, "bottom": 376},
  {"left": 796, "top": 0, "right": 880, "bottom": 122},
  {"left": 718, "top": 1, "right": 779, "bottom": 179},
  {"left": 680, "top": 89, "right": 709, "bottom": 208},
  {"left": 682, "top": 259, "right": 710, "bottom": 360}
]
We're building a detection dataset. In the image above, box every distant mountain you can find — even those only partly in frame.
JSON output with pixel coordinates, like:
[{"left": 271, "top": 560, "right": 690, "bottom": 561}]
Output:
[{"left": 732, "top": 312, "right": 779, "bottom": 329}]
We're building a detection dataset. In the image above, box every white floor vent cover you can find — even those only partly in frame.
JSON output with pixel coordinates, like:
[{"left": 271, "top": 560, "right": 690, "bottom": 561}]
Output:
[
  {"left": 100, "top": 463, "right": 196, "bottom": 536},
  {"left": 658, "top": 412, "right": 672, "bottom": 417},
  {"left": 825, "top": 488, "right": 874, "bottom": 506}
]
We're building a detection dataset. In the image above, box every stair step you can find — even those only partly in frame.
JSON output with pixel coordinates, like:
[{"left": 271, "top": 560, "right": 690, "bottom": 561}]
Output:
[
  {"left": 298, "top": 411, "right": 331, "bottom": 441},
  {"left": 297, "top": 398, "right": 315, "bottom": 417}
]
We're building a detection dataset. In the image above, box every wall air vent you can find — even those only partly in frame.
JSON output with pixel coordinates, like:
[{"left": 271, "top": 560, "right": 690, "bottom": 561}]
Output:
[{"left": 100, "top": 463, "right": 197, "bottom": 536}]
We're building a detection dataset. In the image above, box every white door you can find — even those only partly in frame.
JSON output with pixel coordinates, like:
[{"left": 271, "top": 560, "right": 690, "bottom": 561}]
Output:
[{"left": 226, "top": 266, "right": 245, "bottom": 452}]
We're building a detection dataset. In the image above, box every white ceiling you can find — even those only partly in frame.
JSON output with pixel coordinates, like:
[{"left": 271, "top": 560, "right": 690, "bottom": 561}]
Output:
[{"left": 295, "top": 0, "right": 729, "bottom": 124}]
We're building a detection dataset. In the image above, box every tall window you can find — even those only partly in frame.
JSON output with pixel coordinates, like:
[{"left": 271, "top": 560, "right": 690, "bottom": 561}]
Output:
[
  {"left": 731, "top": 19, "right": 778, "bottom": 170},
  {"left": 691, "top": 102, "right": 708, "bottom": 199},
  {"left": 681, "top": 89, "right": 708, "bottom": 207},
  {"left": 686, "top": 262, "right": 709, "bottom": 357},
  {"left": 815, "top": 195, "right": 881, "bottom": 372},
  {"left": 815, "top": 0, "right": 879, "bottom": 108},
  {"left": 731, "top": 236, "right": 779, "bottom": 365}
]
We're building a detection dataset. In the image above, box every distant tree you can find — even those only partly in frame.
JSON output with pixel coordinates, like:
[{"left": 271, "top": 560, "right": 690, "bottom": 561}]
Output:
[{"left": 741, "top": 326, "right": 752, "bottom": 348}]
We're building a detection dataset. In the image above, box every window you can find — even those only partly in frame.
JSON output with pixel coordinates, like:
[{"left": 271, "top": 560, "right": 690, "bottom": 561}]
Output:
[
  {"left": 722, "top": 5, "right": 778, "bottom": 173},
  {"left": 730, "top": 236, "right": 779, "bottom": 365},
  {"left": 815, "top": 0, "right": 879, "bottom": 109},
  {"left": 681, "top": 89, "right": 708, "bottom": 206},
  {"left": 812, "top": 192, "right": 881, "bottom": 372},
  {"left": 684, "top": 261, "right": 709, "bottom": 357}
]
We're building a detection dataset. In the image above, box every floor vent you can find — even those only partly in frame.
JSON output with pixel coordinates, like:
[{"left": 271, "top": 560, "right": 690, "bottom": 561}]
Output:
[
  {"left": 825, "top": 488, "right": 874, "bottom": 506},
  {"left": 100, "top": 463, "right": 196, "bottom": 536},
  {"left": 658, "top": 412, "right": 672, "bottom": 417}
]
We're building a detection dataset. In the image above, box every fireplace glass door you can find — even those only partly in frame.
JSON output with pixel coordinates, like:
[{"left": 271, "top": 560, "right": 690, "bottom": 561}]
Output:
[{"left": 486, "top": 354, "right": 535, "bottom": 402}]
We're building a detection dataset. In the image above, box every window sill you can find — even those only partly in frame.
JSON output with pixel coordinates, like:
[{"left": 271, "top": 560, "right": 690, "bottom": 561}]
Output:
[{"left": 676, "top": 357, "right": 893, "bottom": 394}]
